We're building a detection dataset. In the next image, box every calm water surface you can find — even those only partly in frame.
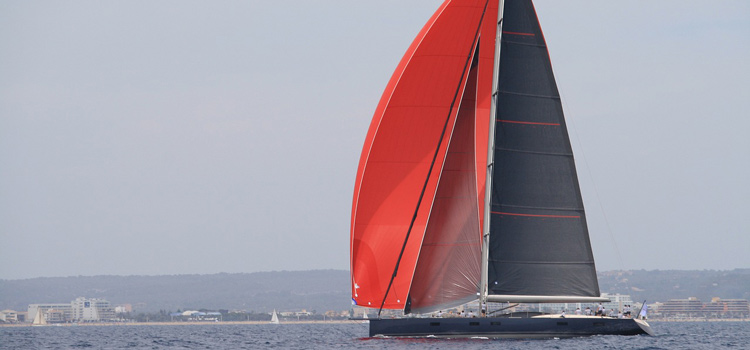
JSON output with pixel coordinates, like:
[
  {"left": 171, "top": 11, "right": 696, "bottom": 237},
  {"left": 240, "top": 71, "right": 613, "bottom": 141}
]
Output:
[{"left": 1, "top": 321, "right": 747, "bottom": 349}]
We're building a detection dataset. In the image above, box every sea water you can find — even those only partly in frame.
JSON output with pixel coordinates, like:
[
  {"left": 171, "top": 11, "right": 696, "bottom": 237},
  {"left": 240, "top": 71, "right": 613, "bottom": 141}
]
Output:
[{"left": 1, "top": 321, "right": 747, "bottom": 349}]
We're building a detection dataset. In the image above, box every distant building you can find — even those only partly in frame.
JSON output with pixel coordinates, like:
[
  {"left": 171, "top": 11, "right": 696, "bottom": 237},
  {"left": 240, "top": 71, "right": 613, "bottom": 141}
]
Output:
[
  {"left": 46, "top": 309, "right": 67, "bottom": 323},
  {"left": 658, "top": 297, "right": 749, "bottom": 319},
  {"left": 115, "top": 304, "right": 133, "bottom": 314},
  {"left": 601, "top": 293, "right": 636, "bottom": 313},
  {"left": 0, "top": 310, "right": 18, "bottom": 323},
  {"left": 657, "top": 297, "right": 704, "bottom": 317},
  {"left": 169, "top": 310, "right": 222, "bottom": 322},
  {"left": 702, "top": 298, "right": 749, "bottom": 318},
  {"left": 28, "top": 303, "right": 73, "bottom": 323},
  {"left": 28, "top": 297, "right": 116, "bottom": 323},
  {"left": 71, "top": 297, "right": 115, "bottom": 322}
]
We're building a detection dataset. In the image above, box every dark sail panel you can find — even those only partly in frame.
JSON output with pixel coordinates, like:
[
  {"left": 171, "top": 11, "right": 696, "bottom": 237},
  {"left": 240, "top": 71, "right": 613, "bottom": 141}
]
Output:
[{"left": 487, "top": 0, "right": 599, "bottom": 297}]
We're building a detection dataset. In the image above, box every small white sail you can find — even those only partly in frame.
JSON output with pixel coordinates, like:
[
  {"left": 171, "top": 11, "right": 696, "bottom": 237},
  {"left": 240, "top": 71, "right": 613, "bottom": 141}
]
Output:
[
  {"left": 270, "top": 309, "right": 280, "bottom": 324},
  {"left": 638, "top": 301, "right": 648, "bottom": 319},
  {"left": 32, "top": 308, "right": 47, "bottom": 326}
]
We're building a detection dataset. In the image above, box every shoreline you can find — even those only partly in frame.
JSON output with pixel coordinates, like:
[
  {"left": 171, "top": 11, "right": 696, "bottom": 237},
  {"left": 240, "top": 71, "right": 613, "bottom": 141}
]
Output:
[
  {"left": 0, "top": 320, "right": 363, "bottom": 327},
  {"left": 2, "top": 318, "right": 749, "bottom": 327}
]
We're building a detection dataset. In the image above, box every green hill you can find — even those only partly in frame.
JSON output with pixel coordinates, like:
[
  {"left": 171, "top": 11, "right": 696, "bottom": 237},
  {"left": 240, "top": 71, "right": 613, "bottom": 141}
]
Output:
[
  {"left": 2, "top": 269, "right": 748, "bottom": 314},
  {"left": 0, "top": 270, "right": 349, "bottom": 313}
]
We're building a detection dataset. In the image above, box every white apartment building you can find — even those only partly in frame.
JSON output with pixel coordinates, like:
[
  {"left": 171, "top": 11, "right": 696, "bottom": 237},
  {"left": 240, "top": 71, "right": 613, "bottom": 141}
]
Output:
[
  {"left": 71, "top": 297, "right": 115, "bottom": 322},
  {"left": 28, "top": 303, "right": 73, "bottom": 323},
  {"left": 0, "top": 310, "right": 18, "bottom": 323},
  {"left": 28, "top": 297, "right": 115, "bottom": 323}
]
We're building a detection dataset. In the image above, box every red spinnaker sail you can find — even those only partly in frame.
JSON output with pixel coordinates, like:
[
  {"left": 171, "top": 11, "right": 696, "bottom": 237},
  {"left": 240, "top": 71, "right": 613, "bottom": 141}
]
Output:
[
  {"left": 350, "top": 0, "right": 497, "bottom": 311},
  {"left": 408, "top": 50, "right": 482, "bottom": 314}
]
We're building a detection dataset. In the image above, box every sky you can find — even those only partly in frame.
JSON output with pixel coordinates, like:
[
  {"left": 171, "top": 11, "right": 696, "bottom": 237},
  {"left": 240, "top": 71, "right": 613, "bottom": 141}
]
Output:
[{"left": 1, "top": 1, "right": 748, "bottom": 280}]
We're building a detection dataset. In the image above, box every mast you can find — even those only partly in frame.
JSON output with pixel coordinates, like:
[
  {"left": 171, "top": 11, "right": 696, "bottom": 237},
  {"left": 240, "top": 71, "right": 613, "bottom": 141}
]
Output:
[{"left": 479, "top": 0, "right": 504, "bottom": 313}]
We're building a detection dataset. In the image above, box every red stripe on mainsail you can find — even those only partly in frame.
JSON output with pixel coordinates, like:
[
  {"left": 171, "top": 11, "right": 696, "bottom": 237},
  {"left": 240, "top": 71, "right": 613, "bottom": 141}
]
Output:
[
  {"left": 502, "top": 31, "right": 535, "bottom": 36},
  {"left": 497, "top": 119, "right": 559, "bottom": 126},
  {"left": 492, "top": 211, "right": 580, "bottom": 218}
]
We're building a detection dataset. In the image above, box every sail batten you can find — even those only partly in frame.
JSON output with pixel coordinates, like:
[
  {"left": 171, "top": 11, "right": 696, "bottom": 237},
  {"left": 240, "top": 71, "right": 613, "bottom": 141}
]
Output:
[
  {"left": 499, "top": 93, "right": 559, "bottom": 100},
  {"left": 487, "top": 295, "right": 610, "bottom": 303},
  {"left": 496, "top": 204, "right": 584, "bottom": 211},
  {"left": 491, "top": 261, "right": 596, "bottom": 265},
  {"left": 494, "top": 148, "right": 573, "bottom": 156}
]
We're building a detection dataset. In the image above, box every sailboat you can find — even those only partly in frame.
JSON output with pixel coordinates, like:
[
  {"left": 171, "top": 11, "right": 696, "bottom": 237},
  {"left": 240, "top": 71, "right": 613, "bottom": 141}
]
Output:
[
  {"left": 32, "top": 308, "right": 47, "bottom": 326},
  {"left": 350, "top": 0, "right": 653, "bottom": 338},
  {"left": 270, "top": 309, "right": 280, "bottom": 324}
]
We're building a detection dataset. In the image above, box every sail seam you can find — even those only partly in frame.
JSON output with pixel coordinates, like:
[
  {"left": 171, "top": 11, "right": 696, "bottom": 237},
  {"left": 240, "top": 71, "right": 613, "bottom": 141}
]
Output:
[
  {"left": 491, "top": 211, "right": 579, "bottom": 218},
  {"left": 421, "top": 243, "right": 478, "bottom": 247},
  {"left": 494, "top": 148, "right": 573, "bottom": 156},
  {"left": 497, "top": 119, "right": 559, "bottom": 126},
  {"left": 498, "top": 90, "right": 559, "bottom": 99},
  {"left": 490, "top": 261, "right": 594, "bottom": 265},
  {"left": 503, "top": 40, "right": 546, "bottom": 48},
  {"left": 495, "top": 204, "right": 584, "bottom": 212},
  {"left": 413, "top": 54, "right": 480, "bottom": 58}
]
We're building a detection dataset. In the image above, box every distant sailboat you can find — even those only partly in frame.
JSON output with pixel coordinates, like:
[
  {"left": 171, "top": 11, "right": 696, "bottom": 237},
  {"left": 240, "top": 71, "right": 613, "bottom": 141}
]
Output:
[
  {"left": 350, "top": 0, "right": 654, "bottom": 338},
  {"left": 270, "top": 309, "right": 280, "bottom": 324},
  {"left": 32, "top": 308, "right": 47, "bottom": 326}
]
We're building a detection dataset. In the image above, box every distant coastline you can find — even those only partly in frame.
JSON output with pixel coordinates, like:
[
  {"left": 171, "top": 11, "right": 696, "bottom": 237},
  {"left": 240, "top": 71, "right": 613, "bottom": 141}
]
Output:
[
  {"left": 0, "top": 320, "right": 362, "bottom": 327},
  {"left": 2, "top": 319, "right": 748, "bottom": 328},
  {"left": 2, "top": 269, "right": 748, "bottom": 325}
]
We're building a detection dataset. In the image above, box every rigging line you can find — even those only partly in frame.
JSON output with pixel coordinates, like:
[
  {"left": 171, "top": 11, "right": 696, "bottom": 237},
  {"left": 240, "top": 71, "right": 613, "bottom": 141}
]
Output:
[
  {"left": 377, "top": 0, "right": 490, "bottom": 318},
  {"left": 558, "top": 89, "right": 625, "bottom": 271}
]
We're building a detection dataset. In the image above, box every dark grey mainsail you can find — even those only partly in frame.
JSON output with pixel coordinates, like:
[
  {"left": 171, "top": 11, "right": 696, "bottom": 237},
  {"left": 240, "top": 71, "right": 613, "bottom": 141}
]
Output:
[{"left": 486, "top": 0, "right": 600, "bottom": 299}]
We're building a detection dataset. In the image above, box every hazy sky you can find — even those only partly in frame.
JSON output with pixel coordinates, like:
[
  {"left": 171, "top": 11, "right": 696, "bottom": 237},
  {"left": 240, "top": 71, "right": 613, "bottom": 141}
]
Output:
[{"left": 1, "top": 1, "right": 748, "bottom": 280}]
